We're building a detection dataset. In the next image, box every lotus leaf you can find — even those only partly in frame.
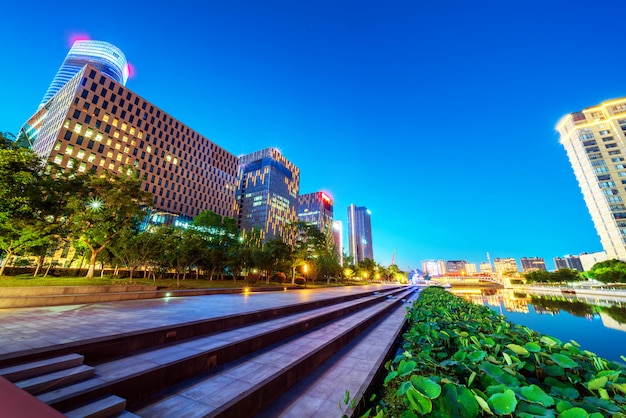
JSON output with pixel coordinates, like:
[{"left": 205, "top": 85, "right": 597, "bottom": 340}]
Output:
[
  {"left": 543, "top": 363, "right": 565, "bottom": 377},
  {"left": 524, "top": 341, "right": 542, "bottom": 353},
  {"left": 582, "top": 396, "right": 624, "bottom": 414},
  {"left": 597, "top": 387, "right": 609, "bottom": 400},
  {"left": 398, "top": 359, "right": 417, "bottom": 377},
  {"left": 503, "top": 352, "right": 512, "bottom": 366},
  {"left": 508, "top": 343, "right": 530, "bottom": 356},
  {"left": 519, "top": 384, "right": 555, "bottom": 407},
  {"left": 613, "top": 382, "right": 626, "bottom": 394},
  {"left": 467, "top": 350, "right": 487, "bottom": 363},
  {"left": 406, "top": 387, "right": 432, "bottom": 414},
  {"left": 488, "top": 388, "right": 517, "bottom": 415},
  {"left": 384, "top": 370, "right": 398, "bottom": 385},
  {"left": 558, "top": 407, "right": 589, "bottom": 418},
  {"left": 550, "top": 385, "right": 580, "bottom": 400},
  {"left": 397, "top": 381, "right": 414, "bottom": 396},
  {"left": 482, "top": 337, "right": 496, "bottom": 347},
  {"left": 437, "top": 384, "right": 479, "bottom": 418},
  {"left": 516, "top": 400, "right": 556, "bottom": 418},
  {"left": 556, "top": 400, "right": 574, "bottom": 413},
  {"left": 540, "top": 335, "right": 561, "bottom": 347},
  {"left": 473, "top": 394, "right": 493, "bottom": 416},
  {"left": 410, "top": 375, "right": 442, "bottom": 399},
  {"left": 587, "top": 376, "right": 608, "bottom": 391},
  {"left": 549, "top": 353, "right": 578, "bottom": 369},
  {"left": 597, "top": 370, "right": 620, "bottom": 381}
]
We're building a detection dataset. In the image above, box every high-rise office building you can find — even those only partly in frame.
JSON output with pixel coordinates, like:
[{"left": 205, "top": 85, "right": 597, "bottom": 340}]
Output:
[
  {"left": 21, "top": 64, "right": 238, "bottom": 222},
  {"left": 298, "top": 191, "right": 334, "bottom": 236},
  {"left": 347, "top": 204, "right": 373, "bottom": 264},
  {"left": 236, "top": 147, "right": 300, "bottom": 243},
  {"left": 493, "top": 258, "right": 518, "bottom": 276},
  {"left": 422, "top": 260, "right": 445, "bottom": 277},
  {"left": 40, "top": 40, "right": 129, "bottom": 108},
  {"left": 554, "top": 255, "right": 584, "bottom": 272},
  {"left": 479, "top": 262, "right": 494, "bottom": 274},
  {"left": 557, "top": 98, "right": 626, "bottom": 260},
  {"left": 520, "top": 257, "right": 547, "bottom": 272},
  {"left": 445, "top": 260, "right": 467, "bottom": 275},
  {"left": 333, "top": 220, "right": 343, "bottom": 266}
]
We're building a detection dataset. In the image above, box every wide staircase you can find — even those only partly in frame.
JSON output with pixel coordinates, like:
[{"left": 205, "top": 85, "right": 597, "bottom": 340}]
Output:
[{"left": 0, "top": 286, "right": 420, "bottom": 417}]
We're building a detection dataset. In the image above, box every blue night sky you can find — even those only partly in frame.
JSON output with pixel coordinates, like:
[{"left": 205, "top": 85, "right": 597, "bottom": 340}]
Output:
[{"left": 1, "top": 0, "right": 624, "bottom": 270}]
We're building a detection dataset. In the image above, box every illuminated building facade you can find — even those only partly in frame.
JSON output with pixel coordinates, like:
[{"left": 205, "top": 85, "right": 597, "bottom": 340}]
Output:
[
  {"left": 422, "top": 260, "right": 445, "bottom": 277},
  {"left": 553, "top": 255, "right": 584, "bottom": 272},
  {"left": 557, "top": 98, "right": 626, "bottom": 260},
  {"left": 347, "top": 204, "right": 373, "bottom": 264},
  {"left": 445, "top": 260, "right": 467, "bottom": 275},
  {"left": 520, "top": 257, "right": 547, "bottom": 272},
  {"left": 21, "top": 64, "right": 239, "bottom": 222},
  {"left": 236, "top": 147, "right": 300, "bottom": 243},
  {"left": 298, "top": 191, "right": 334, "bottom": 236},
  {"left": 494, "top": 258, "right": 518, "bottom": 277},
  {"left": 333, "top": 220, "right": 343, "bottom": 265},
  {"left": 40, "top": 40, "right": 129, "bottom": 108},
  {"left": 479, "top": 262, "right": 494, "bottom": 274}
]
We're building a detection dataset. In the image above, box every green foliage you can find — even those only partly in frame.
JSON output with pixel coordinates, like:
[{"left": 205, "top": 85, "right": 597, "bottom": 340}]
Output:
[
  {"left": 374, "top": 287, "right": 626, "bottom": 417},
  {"left": 587, "top": 259, "right": 626, "bottom": 283},
  {"left": 524, "top": 269, "right": 581, "bottom": 283}
]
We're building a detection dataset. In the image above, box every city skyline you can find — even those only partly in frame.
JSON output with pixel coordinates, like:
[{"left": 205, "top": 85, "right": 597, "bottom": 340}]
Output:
[{"left": 3, "top": 0, "right": 625, "bottom": 270}]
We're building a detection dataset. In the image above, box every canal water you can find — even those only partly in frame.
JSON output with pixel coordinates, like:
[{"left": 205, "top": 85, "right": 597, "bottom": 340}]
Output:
[{"left": 452, "top": 287, "right": 626, "bottom": 364}]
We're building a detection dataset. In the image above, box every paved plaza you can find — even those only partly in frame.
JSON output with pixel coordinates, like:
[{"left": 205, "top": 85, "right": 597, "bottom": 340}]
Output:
[{"left": 0, "top": 285, "right": 396, "bottom": 360}]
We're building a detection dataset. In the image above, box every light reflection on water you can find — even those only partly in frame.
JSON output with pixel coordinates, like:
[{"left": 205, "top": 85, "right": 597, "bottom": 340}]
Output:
[{"left": 451, "top": 287, "right": 626, "bottom": 363}]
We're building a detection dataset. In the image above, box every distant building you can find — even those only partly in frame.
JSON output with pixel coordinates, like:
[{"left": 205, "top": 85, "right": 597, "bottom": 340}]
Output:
[
  {"left": 465, "top": 263, "right": 477, "bottom": 275},
  {"left": 554, "top": 255, "right": 584, "bottom": 272},
  {"left": 347, "top": 204, "right": 373, "bottom": 264},
  {"left": 422, "top": 260, "right": 445, "bottom": 277},
  {"left": 557, "top": 98, "right": 626, "bottom": 261},
  {"left": 40, "top": 40, "right": 129, "bottom": 108},
  {"left": 298, "top": 191, "right": 334, "bottom": 236},
  {"left": 494, "top": 258, "right": 518, "bottom": 277},
  {"left": 579, "top": 251, "right": 608, "bottom": 272},
  {"left": 236, "top": 147, "right": 300, "bottom": 243},
  {"left": 520, "top": 257, "right": 547, "bottom": 272},
  {"left": 333, "top": 220, "right": 343, "bottom": 266},
  {"left": 479, "top": 262, "right": 494, "bottom": 274},
  {"left": 20, "top": 64, "right": 238, "bottom": 223},
  {"left": 445, "top": 260, "right": 467, "bottom": 275}
]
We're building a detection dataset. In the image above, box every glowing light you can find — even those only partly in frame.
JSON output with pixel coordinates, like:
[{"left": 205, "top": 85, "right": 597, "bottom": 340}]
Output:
[
  {"left": 164, "top": 292, "right": 172, "bottom": 298},
  {"left": 68, "top": 33, "right": 90, "bottom": 47},
  {"left": 125, "top": 63, "right": 135, "bottom": 79},
  {"left": 320, "top": 192, "right": 332, "bottom": 204},
  {"left": 87, "top": 198, "right": 103, "bottom": 211}
]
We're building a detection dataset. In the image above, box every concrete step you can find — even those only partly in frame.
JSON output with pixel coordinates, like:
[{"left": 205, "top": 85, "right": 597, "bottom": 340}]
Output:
[
  {"left": 63, "top": 394, "right": 126, "bottom": 418},
  {"left": 16, "top": 365, "right": 95, "bottom": 395},
  {"left": 0, "top": 353, "right": 84, "bottom": 382},
  {"left": 260, "top": 290, "right": 422, "bottom": 417},
  {"left": 0, "top": 286, "right": 406, "bottom": 368},
  {"left": 36, "top": 287, "right": 410, "bottom": 411},
  {"left": 133, "top": 288, "right": 417, "bottom": 417}
]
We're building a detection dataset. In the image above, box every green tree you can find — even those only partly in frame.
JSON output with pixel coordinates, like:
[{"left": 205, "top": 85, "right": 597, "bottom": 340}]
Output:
[
  {"left": 0, "top": 132, "right": 46, "bottom": 275},
  {"left": 588, "top": 259, "right": 626, "bottom": 283},
  {"left": 66, "top": 169, "right": 152, "bottom": 278},
  {"left": 192, "top": 210, "right": 238, "bottom": 281}
]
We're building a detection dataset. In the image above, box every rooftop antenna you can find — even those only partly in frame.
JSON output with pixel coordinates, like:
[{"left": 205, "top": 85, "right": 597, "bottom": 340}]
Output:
[{"left": 486, "top": 252, "right": 492, "bottom": 267}]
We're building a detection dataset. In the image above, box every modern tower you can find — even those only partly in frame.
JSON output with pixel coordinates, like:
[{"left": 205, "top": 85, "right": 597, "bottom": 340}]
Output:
[
  {"left": 40, "top": 40, "right": 129, "bottom": 108},
  {"left": 333, "top": 220, "right": 343, "bottom": 266},
  {"left": 553, "top": 255, "right": 584, "bottom": 272},
  {"left": 20, "top": 64, "right": 238, "bottom": 223},
  {"left": 520, "top": 257, "right": 547, "bottom": 272},
  {"left": 298, "top": 191, "right": 334, "bottom": 235},
  {"left": 557, "top": 98, "right": 626, "bottom": 260},
  {"left": 236, "top": 147, "right": 300, "bottom": 243},
  {"left": 347, "top": 204, "right": 373, "bottom": 264},
  {"left": 493, "top": 258, "right": 518, "bottom": 277}
]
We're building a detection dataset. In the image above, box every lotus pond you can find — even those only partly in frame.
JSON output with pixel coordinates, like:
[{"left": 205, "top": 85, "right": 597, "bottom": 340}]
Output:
[{"left": 368, "top": 287, "right": 626, "bottom": 417}]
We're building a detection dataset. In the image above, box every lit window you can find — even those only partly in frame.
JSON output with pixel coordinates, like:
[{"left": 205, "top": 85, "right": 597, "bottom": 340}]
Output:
[
  {"left": 130, "top": 127, "right": 135, "bottom": 135},
  {"left": 65, "top": 145, "right": 74, "bottom": 155},
  {"left": 108, "top": 163, "right": 115, "bottom": 170},
  {"left": 53, "top": 155, "right": 63, "bottom": 164},
  {"left": 116, "top": 154, "right": 123, "bottom": 162},
  {"left": 114, "top": 131, "right": 120, "bottom": 138},
  {"left": 67, "top": 159, "right": 74, "bottom": 169},
  {"left": 124, "top": 146, "right": 130, "bottom": 153},
  {"left": 77, "top": 150, "right": 85, "bottom": 159},
  {"left": 85, "top": 128, "right": 93, "bottom": 138},
  {"left": 103, "top": 114, "right": 110, "bottom": 122},
  {"left": 115, "top": 143, "right": 121, "bottom": 150},
  {"left": 123, "top": 136, "right": 128, "bottom": 142},
  {"left": 96, "top": 132, "right": 103, "bottom": 141},
  {"left": 121, "top": 123, "right": 127, "bottom": 131},
  {"left": 146, "top": 146, "right": 152, "bottom": 153},
  {"left": 107, "top": 151, "right": 114, "bottom": 158},
  {"left": 88, "top": 153, "right": 96, "bottom": 163},
  {"left": 112, "top": 118, "right": 119, "bottom": 127},
  {"left": 54, "top": 141, "right": 62, "bottom": 151},
  {"left": 78, "top": 162, "right": 86, "bottom": 172},
  {"left": 64, "top": 119, "right": 71, "bottom": 128},
  {"left": 138, "top": 131, "right": 143, "bottom": 139},
  {"left": 73, "top": 123, "right": 82, "bottom": 133}
]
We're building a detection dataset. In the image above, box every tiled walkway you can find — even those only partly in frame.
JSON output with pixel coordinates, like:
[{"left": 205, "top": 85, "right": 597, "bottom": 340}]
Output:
[{"left": 0, "top": 285, "right": 396, "bottom": 359}]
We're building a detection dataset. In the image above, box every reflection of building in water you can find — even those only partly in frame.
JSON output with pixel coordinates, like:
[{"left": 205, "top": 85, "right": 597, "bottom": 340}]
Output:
[
  {"left": 532, "top": 306, "right": 559, "bottom": 315},
  {"left": 600, "top": 312, "right": 626, "bottom": 331}
]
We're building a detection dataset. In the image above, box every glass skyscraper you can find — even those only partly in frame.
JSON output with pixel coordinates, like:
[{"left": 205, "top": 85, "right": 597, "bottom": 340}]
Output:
[
  {"left": 40, "top": 40, "right": 129, "bottom": 108},
  {"left": 236, "top": 148, "right": 300, "bottom": 243},
  {"left": 347, "top": 204, "right": 373, "bottom": 264}
]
